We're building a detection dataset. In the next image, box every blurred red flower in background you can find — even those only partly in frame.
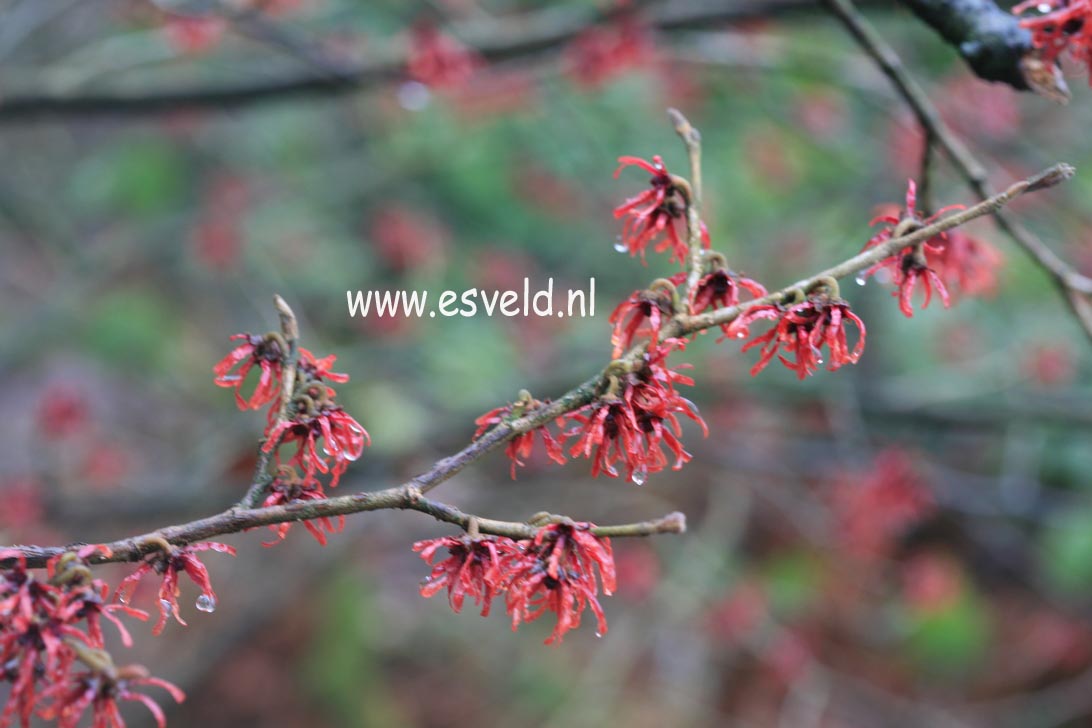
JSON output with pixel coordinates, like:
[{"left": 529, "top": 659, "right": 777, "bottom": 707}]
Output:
[{"left": 830, "top": 449, "right": 935, "bottom": 560}]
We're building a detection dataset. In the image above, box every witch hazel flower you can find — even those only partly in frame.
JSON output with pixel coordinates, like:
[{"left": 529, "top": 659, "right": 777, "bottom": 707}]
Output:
[
  {"left": 1, "top": 547, "right": 151, "bottom": 728},
  {"left": 927, "top": 229, "right": 1004, "bottom": 298},
  {"left": 565, "top": 10, "right": 655, "bottom": 88},
  {"left": 115, "top": 541, "right": 236, "bottom": 636},
  {"left": 502, "top": 521, "right": 617, "bottom": 645},
  {"left": 213, "top": 332, "right": 288, "bottom": 410},
  {"left": 830, "top": 448, "right": 935, "bottom": 559},
  {"left": 474, "top": 390, "right": 567, "bottom": 479},
  {"left": 406, "top": 22, "right": 480, "bottom": 90},
  {"left": 860, "top": 179, "right": 959, "bottom": 317},
  {"left": 1013, "top": 0, "right": 1092, "bottom": 77},
  {"left": 727, "top": 278, "right": 866, "bottom": 379},
  {"left": 608, "top": 277, "right": 681, "bottom": 357},
  {"left": 263, "top": 381, "right": 370, "bottom": 488},
  {"left": 297, "top": 347, "right": 350, "bottom": 383},
  {"left": 613, "top": 155, "right": 709, "bottom": 264},
  {"left": 261, "top": 467, "right": 344, "bottom": 547},
  {"left": 39, "top": 657, "right": 184, "bottom": 728},
  {"left": 688, "top": 252, "right": 768, "bottom": 338},
  {"left": 413, "top": 532, "right": 521, "bottom": 616},
  {"left": 566, "top": 342, "right": 707, "bottom": 483},
  {"left": 47, "top": 548, "right": 148, "bottom": 652}
]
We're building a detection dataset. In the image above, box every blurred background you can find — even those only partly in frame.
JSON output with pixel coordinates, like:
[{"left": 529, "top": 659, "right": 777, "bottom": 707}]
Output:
[{"left": 2, "top": 1, "right": 1092, "bottom": 726}]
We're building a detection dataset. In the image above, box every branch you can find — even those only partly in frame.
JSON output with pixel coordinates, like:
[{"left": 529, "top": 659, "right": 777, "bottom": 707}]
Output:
[
  {"left": 237, "top": 295, "right": 298, "bottom": 509},
  {"left": 823, "top": 0, "right": 1092, "bottom": 342},
  {"left": 0, "top": 0, "right": 862, "bottom": 122},
  {"left": 668, "top": 107, "right": 707, "bottom": 294},
  {"left": 896, "top": 0, "right": 1070, "bottom": 102},
  {"left": 0, "top": 159, "right": 1070, "bottom": 570},
  {"left": 6, "top": 482, "right": 685, "bottom": 568},
  {"left": 684, "top": 164, "right": 1074, "bottom": 333}
]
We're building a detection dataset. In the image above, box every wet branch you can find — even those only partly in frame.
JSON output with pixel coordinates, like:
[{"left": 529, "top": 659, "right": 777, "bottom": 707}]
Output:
[
  {"left": 0, "top": 146, "right": 1071, "bottom": 571},
  {"left": 823, "top": 0, "right": 1092, "bottom": 342}
]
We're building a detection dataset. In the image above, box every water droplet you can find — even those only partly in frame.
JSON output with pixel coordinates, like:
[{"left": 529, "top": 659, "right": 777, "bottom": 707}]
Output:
[
  {"left": 1038, "top": 2, "right": 1053, "bottom": 10},
  {"left": 397, "top": 81, "right": 431, "bottom": 111},
  {"left": 118, "top": 593, "right": 129, "bottom": 605},
  {"left": 630, "top": 467, "right": 648, "bottom": 486},
  {"left": 159, "top": 599, "right": 172, "bottom": 613},
  {"left": 195, "top": 594, "right": 216, "bottom": 613},
  {"left": 817, "top": 358, "right": 824, "bottom": 365},
  {"left": 595, "top": 631, "right": 603, "bottom": 638},
  {"left": 735, "top": 331, "right": 746, "bottom": 339},
  {"left": 855, "top": 276, "right": 867, "bottom": 286},
  {"left": 614, "top": 241, "right": 628, "bottom": 253}
]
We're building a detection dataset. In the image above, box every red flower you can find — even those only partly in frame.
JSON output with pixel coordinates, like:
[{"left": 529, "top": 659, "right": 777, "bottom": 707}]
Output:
[
  {"left": 263, "top": 388, "right": 370, "bottom": 488},
  {"left": 39, "top": 663, "right": 184, "bottom": 728},
  {"left": 474, "top": 393, "right": 566, "bottom": 479},
  {"left": 47, "top": 548, "right": 148, "bottom": 651},
  {"left": 727, "top": 286, "right": 866, "bottom": 379},
  {"left": 608, "top": 282, "right": 677, "bottom": 357},
  {"left": 830, "top": 449, "right": 935, "bottom": 559},
  {"left": 860, "top": 179, "right": 959, "bottom": 317},
  {"left": 213, "top": 333, "right": 285, "bottom": 410},
  {"left": 261, "top": 470, "right": 343, "bottom": 546},
  {"left": 1014, "top": 0, "right": 1092, "bottom": 78},
  {"left": 689, "top": 264, "right": 768, "bottom": 339},
  {"left": 501, "top": 522, "right": 616, "bottom": 644},
  {"left": 565, "top": 13, "right": 654, "bottom": 88},
  {"left": 35, "top": 387, "right": 89, "bottom": 440},
  {"left": 162, "top": 16, "right": 225, "bottom": 55},
  {"left": 926, "top": 230, "right": 1004, "bottom": 298},
  {"left": 413, "top": 535, "right": 520, "bottom": 616},
  {"left": 613, "top": 155, "right": 708, "bottom": 264},
  {"left": 115, "top": 542, "right": 235, "bottom": 636},
  {"left": 1, "top": 547, "right": 149, "bottom": 728},
  {"left": 406, "top": 23, "right": 479, "bottom": 89},
  {"left": 567, "top": 343, "right": 706, "bottom": 483},
  {"left": 892, "top": 250, "right": 951, "bottom": 317},
  {"left": 298, "top": 347, "right": 350, "bottom": 383}
]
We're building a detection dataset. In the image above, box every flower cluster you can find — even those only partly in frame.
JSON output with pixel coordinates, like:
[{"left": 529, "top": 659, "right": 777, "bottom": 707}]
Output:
[
  {"left": 414, "top": 522, "right": 616, "bottom": 644},
  {"left": 727, "top": 283, "right": 866, "bottom": 379},
  {"left": 860, "top": 179, "right": 959, "bottom": 317},
  {"left": 261, "top": 468, "right": 344, "bottom": 547},
  {"left": 613, "top": 156, "right": 708, "bottom": 264},
  {"left": 566, "top": 342, "right": 707, "bottom": 483},
  {"left": 473, "top": 391, "right": 566, "bottom": 479},
  {"left": 406, "top": 22, "right": 479, "bottom": 90},
  {"left": 608, "top": 279, "right": 679, "bottom": 357},
  {"left": 829, "top": 449, "right": 935, "bottom": 559},
  {"left": 926, "top": 229, "right": 1004, "bottom": 298},
  {"left": 414, "top": 535, "right": 518, "bottom": 616},
  {"left": 1014, "top": 0, "right": 1092, "bottom": 79},
  {"left": 688, "top": 256, "right": 768, "bottom": 339},
  {"left": 214, "top": 331, "right": 369, "bottom": 542},
  {"left": 263, "top": 382, "right": 369, "bottom": 489},
  {"left": 565, "top": 12, "right": 654, "bottom": 88},
  {"left": 115, "top": 542, "right": 236, "bottom": 636},
  {"left": 1, "top": 548, "right": 181, "bottom": 728}
]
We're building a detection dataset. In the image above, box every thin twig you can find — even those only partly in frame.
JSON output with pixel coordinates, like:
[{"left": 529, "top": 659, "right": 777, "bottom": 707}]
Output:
[
  {"left": 685, "top": 164, "right": 1074, "bottom": 333},
  {"left": 918, "top": 126, "right": 936, "bottom": 216},
  {"left": 0, "top": 0, "right": 853, "bottom": 122},
  {"left": 822, "top": 0, "right": 1092, "bottom": 342},
  {"left": 4, "top": 483, "right": 685, "bottom": 568},
  {"left": 668, "top": 108, "right": 707, "bottom": 294},
  {"left": 236, "top": 295, "right": 298, "bottom": 509}
]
